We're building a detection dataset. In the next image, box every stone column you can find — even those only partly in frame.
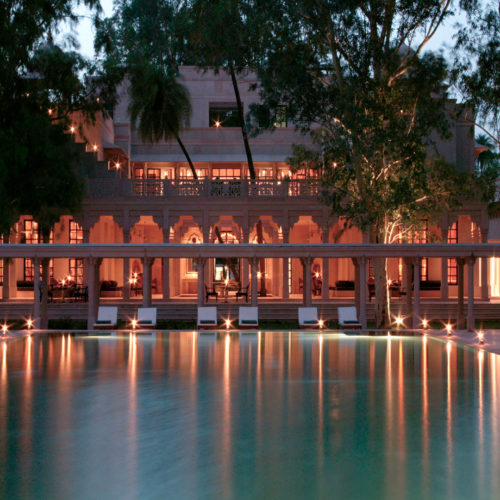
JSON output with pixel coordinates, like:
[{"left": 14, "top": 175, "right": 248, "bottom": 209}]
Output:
[
  {"left": 302, "top": 257, "right": 312, "bottom": 307},
  {"left": 250, "top": 257, "right": 259, "bottom": 306},
  {"left": 404, "top": 258, "right": 412, "bottom": 317},
  {"left": 33, "top": 257, "right": 41, "bottom": 329},
  {"left": 87, "top": 257, "right": 102, "bottom": 329},
  {"left": 467, "top": 257, "right": 476, "bottom": 331},
  {"left": 322, "top": 227, "right": 330, "bottom": 300},
  {"left": 440, "top": 220, "right": 449, "bottom": 300},
  {"left": 358, "top": 256, "right": 367, "bottom": 329},
  {"left": 82, "top": 228, "right": 90, "bottom": 291},
  {"left": 282, "top": 229, "right": 289, "bottom": 299},
  {"left": 352, "top": 258, "right": 360, "bottom": 312},
  {"left": 2, "top": 258, "right": 9, "bottom": 300},
  {"left": 196, "top": 257, "right": 206, "bottom": 306},
  {"left": 122, "top": 228, "right": 130, "bottom": 300},
  {"left": 242, "top": 225, "right": 250, "bottom": 290},
  {"left": 481, "top": 230, "right": 489, "bottom": 300},
  {"left": 457, "top": 258, "right": 465, "bottom": 329},
  {"left": 142, "top": 257, "right": 154, "bottom": 308},
  {"left": 162, "top": 225, "right": 170, "bottom": 300},
  {"left": 413, "top": 258, "right": 421, "bottom": 329}
]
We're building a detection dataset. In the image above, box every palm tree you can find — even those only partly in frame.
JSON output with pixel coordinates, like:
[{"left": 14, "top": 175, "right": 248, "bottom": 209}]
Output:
[{"left": 129, "top": 64, "right": 198, "bottom": 179}]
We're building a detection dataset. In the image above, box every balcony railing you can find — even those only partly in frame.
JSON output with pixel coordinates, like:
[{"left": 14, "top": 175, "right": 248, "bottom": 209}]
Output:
[{"left": 86, "top": 179, "right": 320, "bottom": 199}]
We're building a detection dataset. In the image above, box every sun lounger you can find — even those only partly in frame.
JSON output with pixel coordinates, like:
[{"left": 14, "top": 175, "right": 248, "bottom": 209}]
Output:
[
  {"left": 298, "top": 307, "right": 319, "bottom": 328},
  {"left": 137, "top": 307, "right": 157, "bottom": 328},
  {"left": 197, "top": 306, "right": 218, "bottom": 329},
  {"left": 94, "top": 306, "right": 118, "bottom": 329},
  {"left": 338, "top": 306, "right": 362, "bottom": 329},
  {"left": 238, "top": 306, "right": 259, "bottom": 328}
]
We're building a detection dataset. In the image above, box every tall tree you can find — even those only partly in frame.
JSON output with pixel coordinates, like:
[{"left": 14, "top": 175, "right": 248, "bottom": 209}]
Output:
[
  {"left": 252, "top": 0, "right": 482, "bottom": 327},
  {"left": 188, "top": 0, "right": 259, "bottom": 179},
  {"left": 451, "top": 0, "right": 499, "bottom": 146},
  {"left": 0, "top": 0, "right": 102, "bottom": 327},
  {"left": 95, "top": 0, "right": 198, "bottom": 178}
]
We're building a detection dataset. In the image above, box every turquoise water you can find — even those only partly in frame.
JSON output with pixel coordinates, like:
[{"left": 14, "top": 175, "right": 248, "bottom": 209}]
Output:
[{"left": 0, "top": 332, "right": 499, "bottom": 500}]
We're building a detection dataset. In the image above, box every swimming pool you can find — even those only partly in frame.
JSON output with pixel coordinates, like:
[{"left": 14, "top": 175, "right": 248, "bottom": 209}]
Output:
[{"left": 0, "top": 332, "right": 498, "bottom": 499}]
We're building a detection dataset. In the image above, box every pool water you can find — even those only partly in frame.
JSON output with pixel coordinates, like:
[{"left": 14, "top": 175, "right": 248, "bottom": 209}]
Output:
[{"left": 0, "top": 332, "right": 499, "bottom": 500}]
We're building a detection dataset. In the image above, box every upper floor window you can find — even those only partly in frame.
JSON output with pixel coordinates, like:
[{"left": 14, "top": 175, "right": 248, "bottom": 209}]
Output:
[
  {"left": 69, "top": 220, "right": 83, "bottom": 244},
  {"left": 209, "top": 104, "right": 240, "bottom": 128},
  {"left": 274, "top": 105, "right": 287, "bottom": 128},
  {"left": 147, "top": 168, "right": 161, "bottom": 179},
  {"left": 212, "top": 167, "right": 241, "bottom": 179},
  {"left": 134, "top": 167, "right": 144, "bottom": 179}
]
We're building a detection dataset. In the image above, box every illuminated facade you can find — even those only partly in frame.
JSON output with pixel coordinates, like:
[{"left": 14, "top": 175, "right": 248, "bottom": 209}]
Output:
[{"left": 1, "top": 67, "right": 495, "bottom": 315}]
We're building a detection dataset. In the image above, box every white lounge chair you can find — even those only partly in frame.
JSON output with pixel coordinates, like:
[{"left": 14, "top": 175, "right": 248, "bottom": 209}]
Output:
[
  {"left": 94, "top": 306, "right": 118, "bottom": 329},
  {"left": 338, "top": 306, "right": 362, "bottom": 329},
  {"left": 137, "top": 307, "right": 157, "bottom": 328},
  {"left": 298, "top": 307, "right": 319, "bottom": 328},
  {"left": 238, "top": 306, "right": 259, "bottom": 328},
  {"left": 197, "top": 306, "right": 218, "bottom": 329}
]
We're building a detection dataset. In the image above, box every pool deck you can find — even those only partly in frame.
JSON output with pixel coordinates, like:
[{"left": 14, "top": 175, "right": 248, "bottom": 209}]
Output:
[{"left": 2, "top": 327, "right": 500, "bottom": 355}]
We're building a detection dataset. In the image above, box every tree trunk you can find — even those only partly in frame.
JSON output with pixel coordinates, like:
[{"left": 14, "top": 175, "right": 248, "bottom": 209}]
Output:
[
  {"left": 228, "top": 62, "right": 256, "bottom": 179},
  {"left": 173, "top": 130, "right": 198, "bottom": 179},
  {"left": 373, "top": 256, "right": 391, "bottom": 328}
]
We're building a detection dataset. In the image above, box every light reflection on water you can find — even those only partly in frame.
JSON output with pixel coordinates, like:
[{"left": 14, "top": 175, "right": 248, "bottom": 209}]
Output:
[{"left": 0, "top": 332, "right": 499, "bottom": 500}]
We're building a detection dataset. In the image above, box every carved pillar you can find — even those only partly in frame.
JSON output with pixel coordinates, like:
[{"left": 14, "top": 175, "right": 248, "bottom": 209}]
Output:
[
  {"left": 2, "top": 258, "right": 9, "bottom": 300},
  {"left": 413, "top": 258, "right": 421, "bottom": 329},
  {"left": 457, "top": 258, "right": 465, "bottom": 329},
  {"left": 162, "top": 225, "right": 170, "bottom": 300},
  {"left": 82, "top": 228, "right": 90, "bottom": 291},
  {"left": 87, "top": 257, "right": 102, "bottom": 329},
  {"left": 467, "top": 257, "right": 476, "bottom": 331},
  {"left": 282, "top": 229, "right": 289, "bottom": 299},
  {"left": 352, "top": 258, "right": 360, "bottom": 313},
  {"left": 481, "top": 230, "right": 489, "bottom": 300},
  {"left": 358, "top": 256, "right": 367, "bottom": 329},
  {"left": 404, "top": 258, "right": 412, "bottom": 317},
  {"left": 250, "top": 257, "right": 259, "bottom": 306},
  {"left": 122, "top": 228, "right": 130, "bottom": 300},
  {"left": 142, "top": 256, "right": 154, "bottom": 308},
  {"left": 32, "top": 257, "right": 41, "bottom": 329},
  {"left": 322, "top": 227, "right": 330, "bottom": 300},
  {"left": 242, "top": 225, "right": 250, "bottom": 290},
  {"left": 440, "top": 220, "right": 449, "bottom": 300},
  {"left": 302, "top": 257, "right": 312, "bottom": 307},
  {"left": 196, "top": 257, "right": 206, "bottom": 306}
]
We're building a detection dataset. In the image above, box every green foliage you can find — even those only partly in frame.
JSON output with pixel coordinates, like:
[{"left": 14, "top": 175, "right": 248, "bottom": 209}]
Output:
[
  {"left": 452, "top": 1, "right": 499, "bottom": 146},
  {"left": 129, "top": 64, "right": 192, "bottom": 144},
  {"left": 95, "top": 0, "right": 198, "bottom": 177}
]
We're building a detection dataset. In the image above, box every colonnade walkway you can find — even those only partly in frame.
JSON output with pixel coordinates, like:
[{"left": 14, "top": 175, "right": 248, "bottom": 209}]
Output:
[{"left": 0, "top": 243, "right": 498, "bottom": 330}]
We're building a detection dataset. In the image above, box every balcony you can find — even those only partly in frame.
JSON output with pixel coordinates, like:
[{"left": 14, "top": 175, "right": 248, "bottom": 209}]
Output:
[{"left": 86, "top": 178, "right": 320, "bottom": 199}]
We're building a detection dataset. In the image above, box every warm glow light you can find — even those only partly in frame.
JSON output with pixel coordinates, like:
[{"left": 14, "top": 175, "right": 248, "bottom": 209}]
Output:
[
  {"left": 318, "top": 319, "right": 324, "bottom": 329},
  {"left": 131, "top": 319, "right": 137, "bottom": 329},
  {"left": 224, "top": 278, "right": 229, "bottom": 286},
  {"left": 92, "top": 144, "right": 98, "bottom": 152},
  {"left": 446, "top": 323, "right": 453, "bottom": 335},
  {"left": 48, "top": 108, "right": 53, "bottom": 115},
  {"left": 61, "top": 279, "right": 66, "bottom": 286},
  {"left": 395, "top": 316, "right": 404, "bottom": 327},
  {"left": 26, "top": 318, "right": 33, "bottom": 329},
  {"left": 2, "top": 324, "right": 7, "bottom": 335},
  {"left": 387, "top": 279, "right": 392, "bottom": 286},
  {"left": 115, "top": 162, "right": 121, "bottom": 170},
  {"left": 315, "top": 272, "right": 320, "bottom": 278},
  {"left": 70, "top": 125, "right": 75, "bottom": 133},
  {"left": 478, "top": 331, "right": 485, "bottom": 344},
  {"left": 422, "top": 318, "right": 429, "bottom": 329},
  {"left": 67, "top": 275, "right": 72, "bottom": 282},
  {"left": 214, "top": 120, "right": 221, "bottom": 128},
  {"left": 257, "top": 271, "right": 262, "bottom": 279},
  {"left": 225, "top": 319, "right": 231, "bottom": 329}
]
